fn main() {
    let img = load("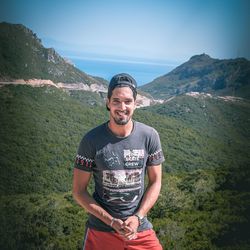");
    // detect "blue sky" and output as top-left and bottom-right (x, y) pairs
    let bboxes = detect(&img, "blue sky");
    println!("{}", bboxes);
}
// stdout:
(1, 0), (249, 84)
